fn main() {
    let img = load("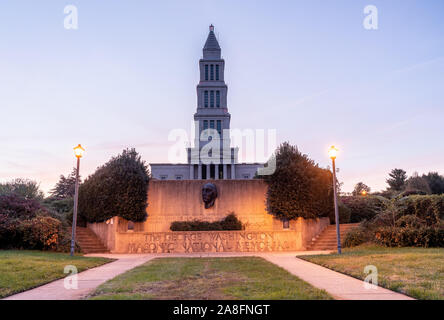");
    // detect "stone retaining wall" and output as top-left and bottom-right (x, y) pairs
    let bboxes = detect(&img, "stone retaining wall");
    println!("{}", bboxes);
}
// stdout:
(87, 180), (331, 253)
